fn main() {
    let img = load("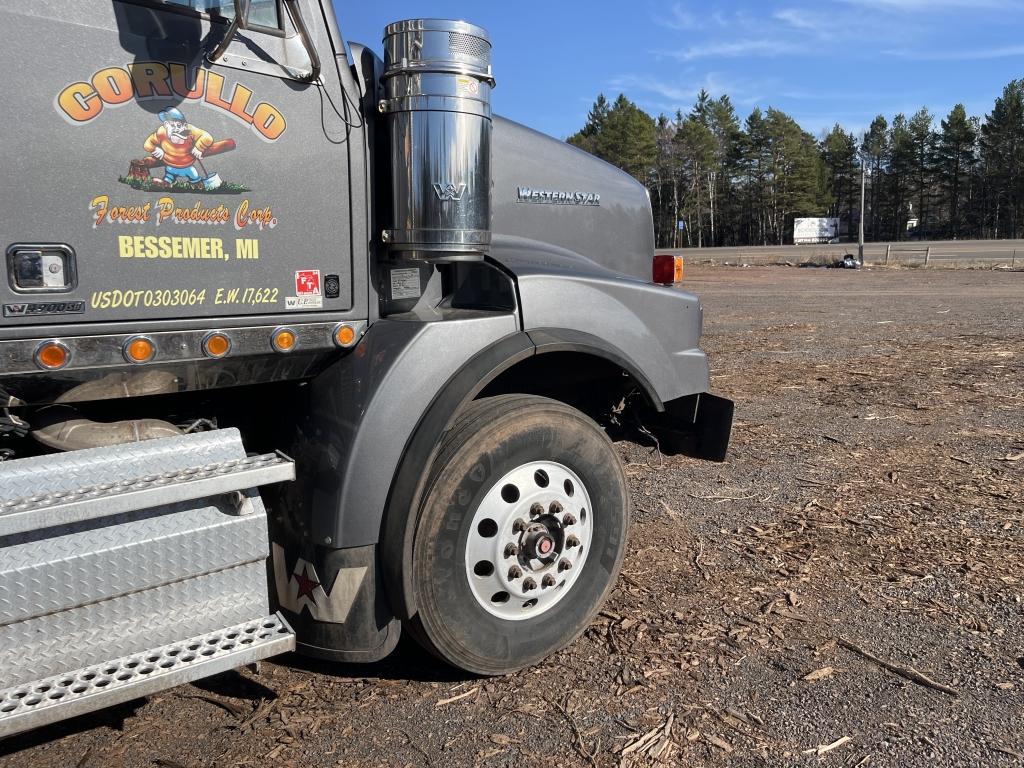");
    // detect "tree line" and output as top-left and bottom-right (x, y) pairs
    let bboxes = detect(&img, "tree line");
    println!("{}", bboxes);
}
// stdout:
(568, 81), (1024, 247)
